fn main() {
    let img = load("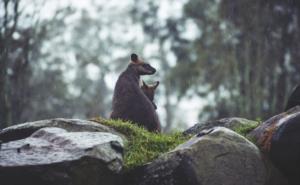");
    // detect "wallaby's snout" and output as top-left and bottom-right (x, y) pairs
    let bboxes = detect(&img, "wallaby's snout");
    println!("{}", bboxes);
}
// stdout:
(141, 63), (156, 75)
